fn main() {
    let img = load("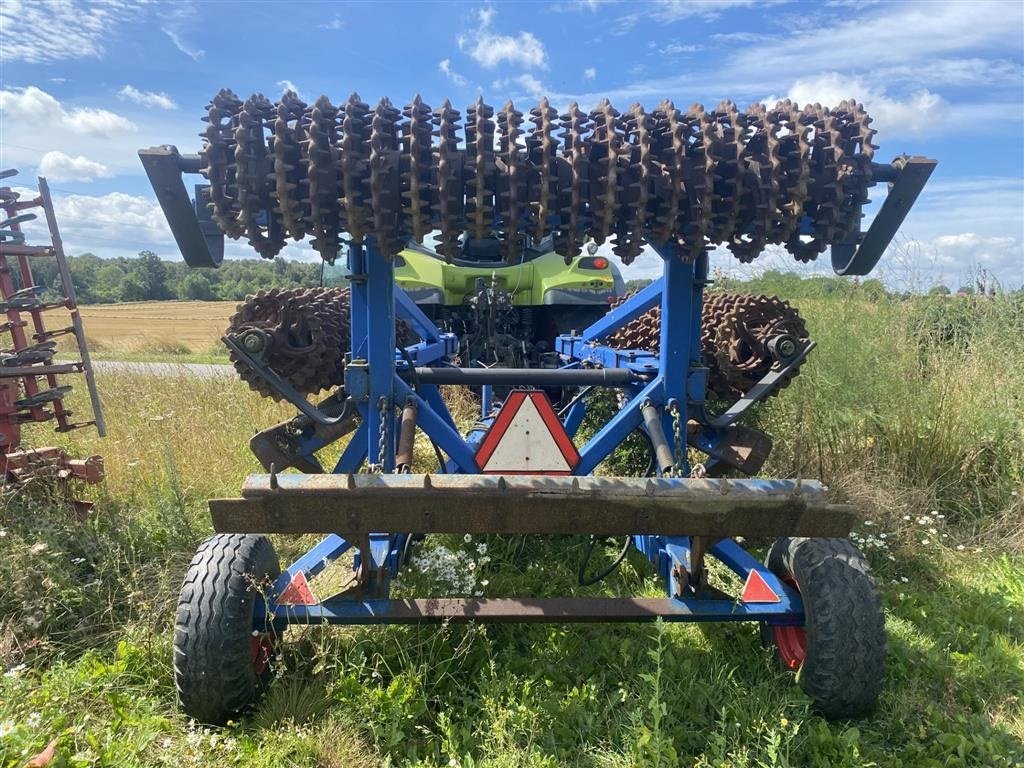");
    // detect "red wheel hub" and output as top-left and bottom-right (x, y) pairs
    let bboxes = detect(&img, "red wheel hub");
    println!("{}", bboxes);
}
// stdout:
(772, 576), (807, 670)
(251, 633), (274, 676)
